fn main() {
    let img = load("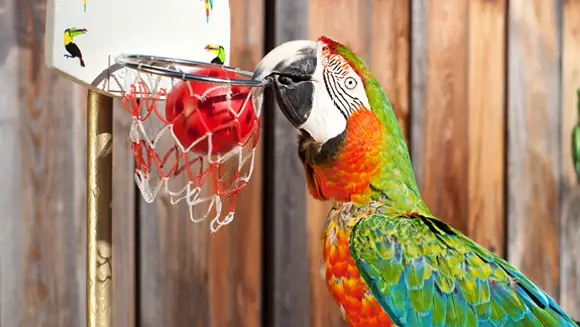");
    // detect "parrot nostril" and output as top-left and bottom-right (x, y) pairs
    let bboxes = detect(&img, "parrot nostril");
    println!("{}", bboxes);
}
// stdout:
(276, 73), (309, 85)
(277, 75), (294, 85)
